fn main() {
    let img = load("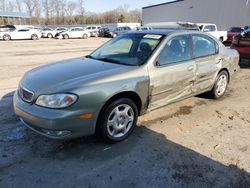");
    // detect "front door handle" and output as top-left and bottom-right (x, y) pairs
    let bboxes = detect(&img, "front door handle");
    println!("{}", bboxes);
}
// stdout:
(216, 57), (224, 64)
